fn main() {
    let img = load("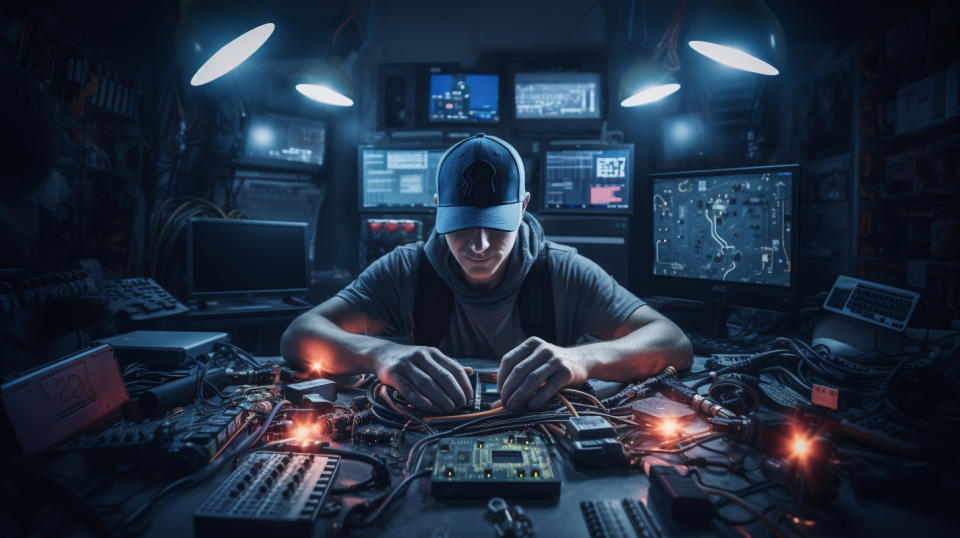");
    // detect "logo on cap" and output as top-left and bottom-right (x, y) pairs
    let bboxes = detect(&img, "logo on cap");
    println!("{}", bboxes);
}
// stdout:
(460, 158), (497, 200)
